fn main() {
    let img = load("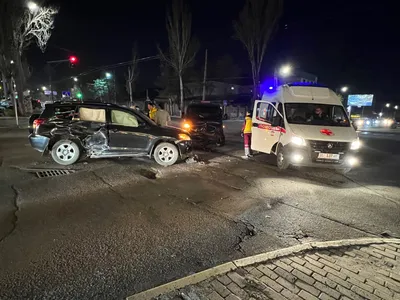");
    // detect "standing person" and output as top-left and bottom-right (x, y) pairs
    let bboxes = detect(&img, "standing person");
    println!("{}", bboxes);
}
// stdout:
(147, 102), (157, 121)
(154, 102), (171, 126)
(241, 111), (253, 159)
